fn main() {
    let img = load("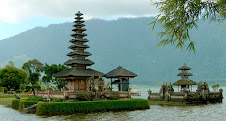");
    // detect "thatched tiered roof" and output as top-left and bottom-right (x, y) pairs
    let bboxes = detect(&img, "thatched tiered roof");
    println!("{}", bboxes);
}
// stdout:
(54, 11), (103, 79)
(105, 66), (137, 78)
